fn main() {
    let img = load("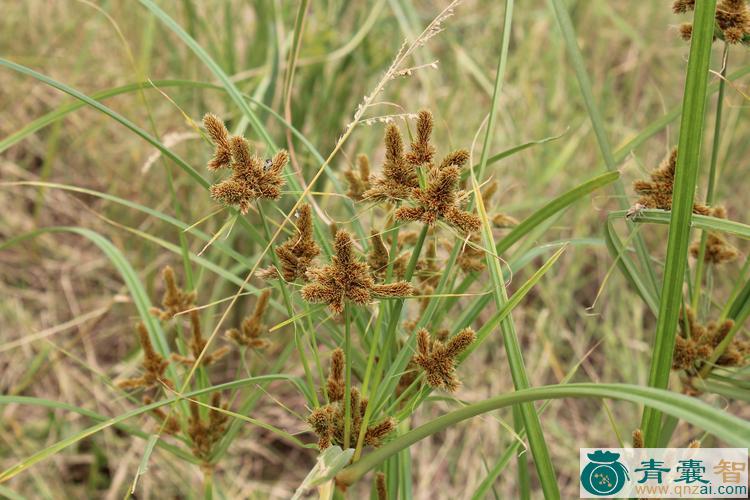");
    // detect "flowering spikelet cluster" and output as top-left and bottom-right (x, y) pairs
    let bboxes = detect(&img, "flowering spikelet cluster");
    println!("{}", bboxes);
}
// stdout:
(117, 323), (172, 390)
(690, 206), (738, 264)
(632, 429), (644, 448)
(307, 350), (395, 450)
(203, 114), (288, 214)
(362, 123), (419, 202)
(674, 0), (750, 44)
(368, 229), (391, 277)
(672, 307), (746, 371)
(150, 266), (196, 320)
(633, 148), (710, 215)
(171, 309), (230, 367)
(394, 126), (481, 232)
(412, 327), (475, 391)
(345, 154), (371, 201)
(301, 230), (414, 314)
(260, 204), (320, 282)
(482, 180), (518, 229)
(188, 393), (230, 462)
(225, 290), (272, 350)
